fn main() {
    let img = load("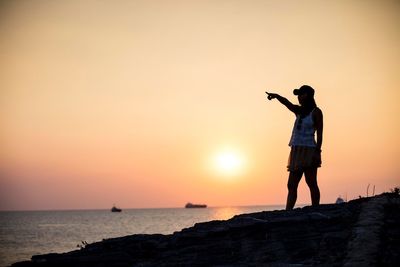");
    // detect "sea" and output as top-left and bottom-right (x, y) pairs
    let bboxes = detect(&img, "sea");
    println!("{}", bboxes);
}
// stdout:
(0, 205), (284, 267)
